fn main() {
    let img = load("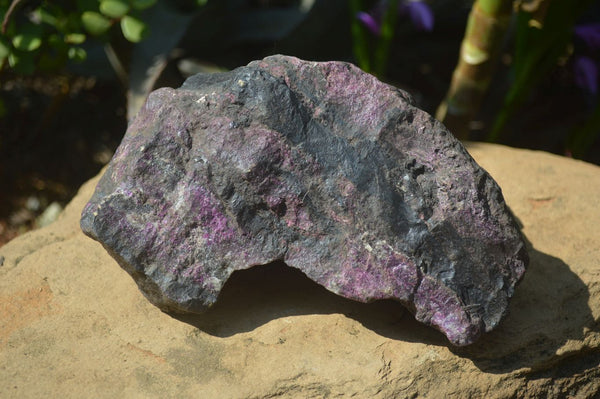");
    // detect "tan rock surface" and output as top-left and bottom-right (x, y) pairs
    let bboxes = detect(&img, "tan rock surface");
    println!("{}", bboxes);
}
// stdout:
(1, 143), (599, 398)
